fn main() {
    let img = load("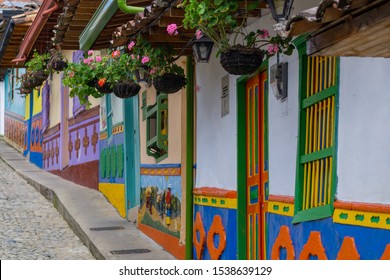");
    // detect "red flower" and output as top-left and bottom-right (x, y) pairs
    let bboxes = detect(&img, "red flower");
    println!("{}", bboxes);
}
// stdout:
(98, 78), (106, 87)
